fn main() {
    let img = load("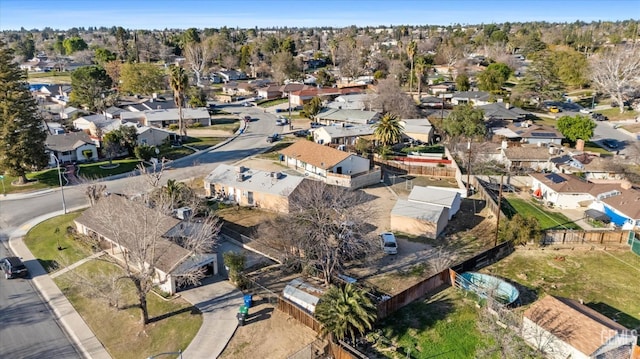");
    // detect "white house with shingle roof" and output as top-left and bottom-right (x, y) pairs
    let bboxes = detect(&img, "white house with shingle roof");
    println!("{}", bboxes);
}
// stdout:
(315, 108), (381, 125)
(45, 132), (98, 165)
(203, 164), (307, 213)
(74, 195), (218, 294)
(522, 295), (637, 359)
(312, 124), (375, 146)
(279, 140), (370, 179)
